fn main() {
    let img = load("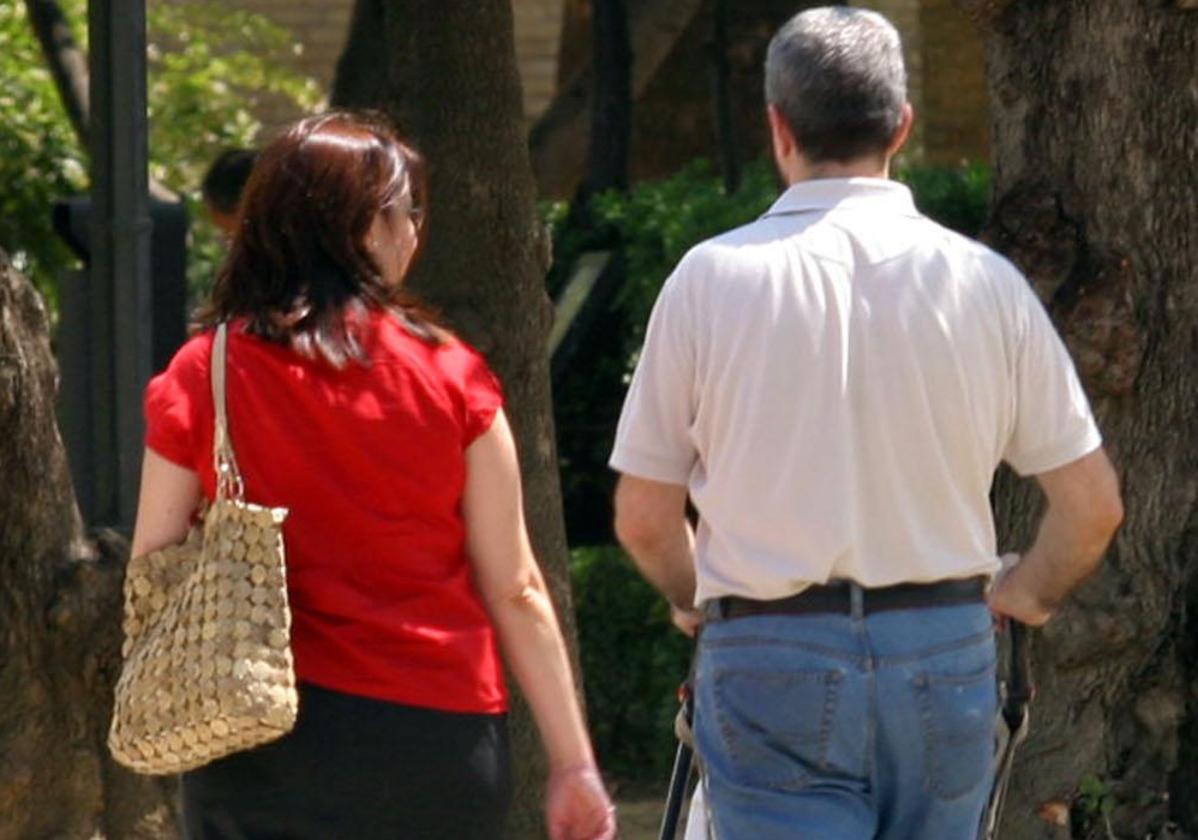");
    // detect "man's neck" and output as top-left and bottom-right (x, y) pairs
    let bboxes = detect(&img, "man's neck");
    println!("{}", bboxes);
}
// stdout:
(783, 155), (891, 185)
